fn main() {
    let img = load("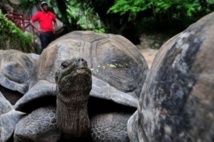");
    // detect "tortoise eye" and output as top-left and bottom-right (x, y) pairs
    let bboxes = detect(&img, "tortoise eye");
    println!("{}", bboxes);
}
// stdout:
(61, 62), (69, 69)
